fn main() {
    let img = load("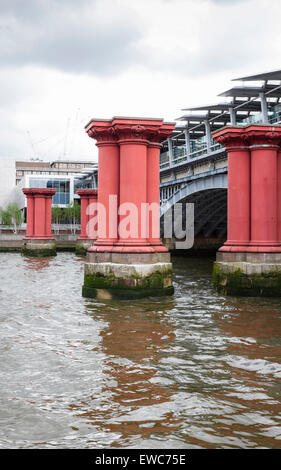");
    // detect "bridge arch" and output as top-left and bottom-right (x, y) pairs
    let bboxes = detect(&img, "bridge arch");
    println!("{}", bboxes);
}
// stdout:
(160, 172), (228, 243)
